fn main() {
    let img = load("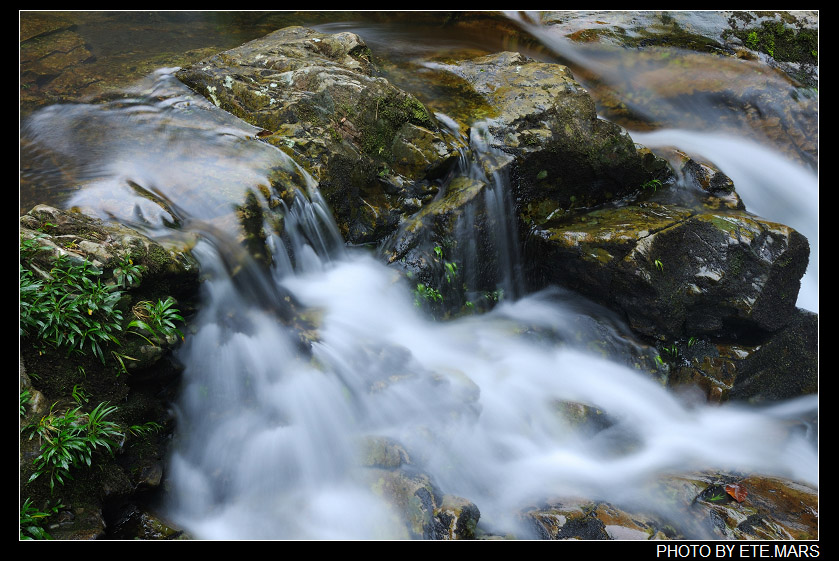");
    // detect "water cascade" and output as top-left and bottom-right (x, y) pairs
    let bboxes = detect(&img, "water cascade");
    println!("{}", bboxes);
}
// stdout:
(19, 13), (817, 540)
